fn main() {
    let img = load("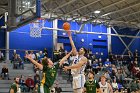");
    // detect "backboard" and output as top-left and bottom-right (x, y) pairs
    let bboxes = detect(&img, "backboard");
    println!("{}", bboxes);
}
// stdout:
(7, 0), (41, 31)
